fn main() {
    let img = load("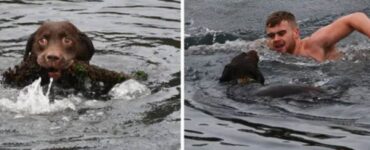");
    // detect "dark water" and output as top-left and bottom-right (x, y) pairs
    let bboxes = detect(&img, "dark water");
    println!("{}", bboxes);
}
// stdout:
(0, 0), (180, 149)
(185, 1), (370, 150)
